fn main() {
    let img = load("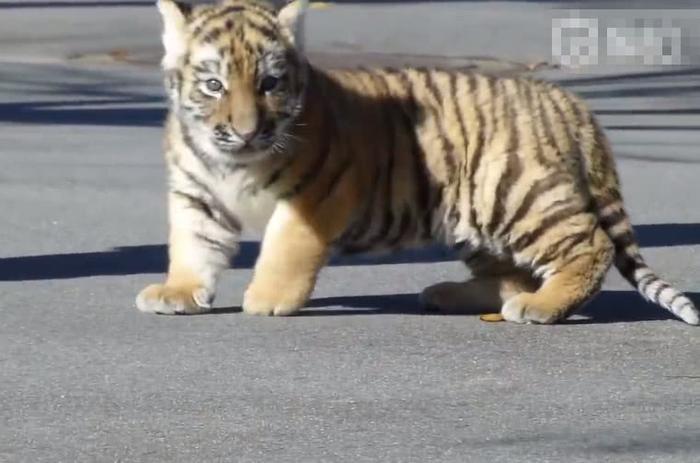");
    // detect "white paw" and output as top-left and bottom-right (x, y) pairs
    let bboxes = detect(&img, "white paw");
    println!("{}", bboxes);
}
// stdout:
(242, 288), (302, 317)
(136, 284), (214, 315)
(501, 294), (559, 324)
(501, 296), (531, 324)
